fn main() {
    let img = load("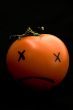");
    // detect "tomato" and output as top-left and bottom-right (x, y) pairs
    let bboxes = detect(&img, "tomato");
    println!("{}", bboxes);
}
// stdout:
(6, 28), (69, 90)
